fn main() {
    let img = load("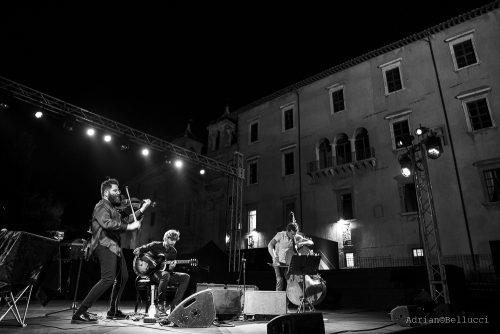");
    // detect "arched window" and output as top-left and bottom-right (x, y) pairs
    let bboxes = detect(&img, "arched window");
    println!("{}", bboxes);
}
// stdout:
(335, 133), (352, 165)
(354, 128), (371, 160)
(318, 139), (332, 169)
